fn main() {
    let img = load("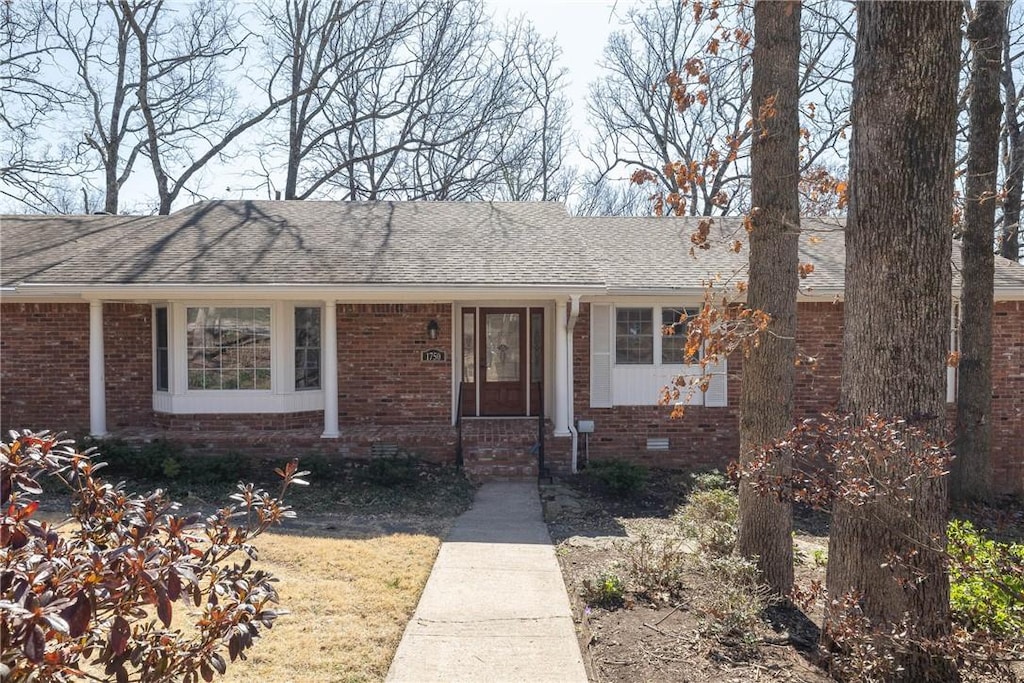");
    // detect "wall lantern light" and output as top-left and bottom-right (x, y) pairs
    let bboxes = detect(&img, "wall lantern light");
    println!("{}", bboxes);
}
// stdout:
(427, 319), (440, 340)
